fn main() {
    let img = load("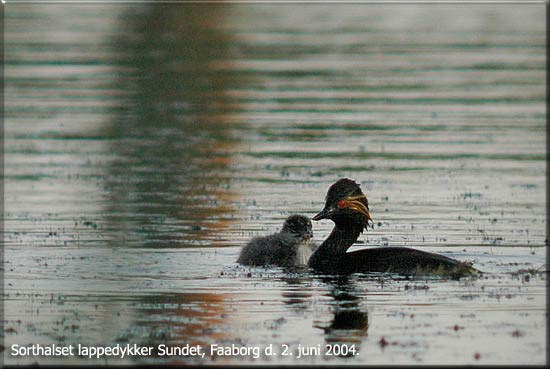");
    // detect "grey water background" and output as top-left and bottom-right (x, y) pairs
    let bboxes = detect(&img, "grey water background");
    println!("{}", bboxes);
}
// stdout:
(3, 3), (546, 365)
